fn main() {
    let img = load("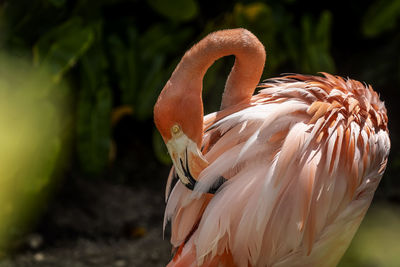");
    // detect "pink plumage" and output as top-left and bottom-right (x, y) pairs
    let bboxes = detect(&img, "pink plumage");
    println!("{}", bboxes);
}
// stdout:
(154, 29), (390, 267)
